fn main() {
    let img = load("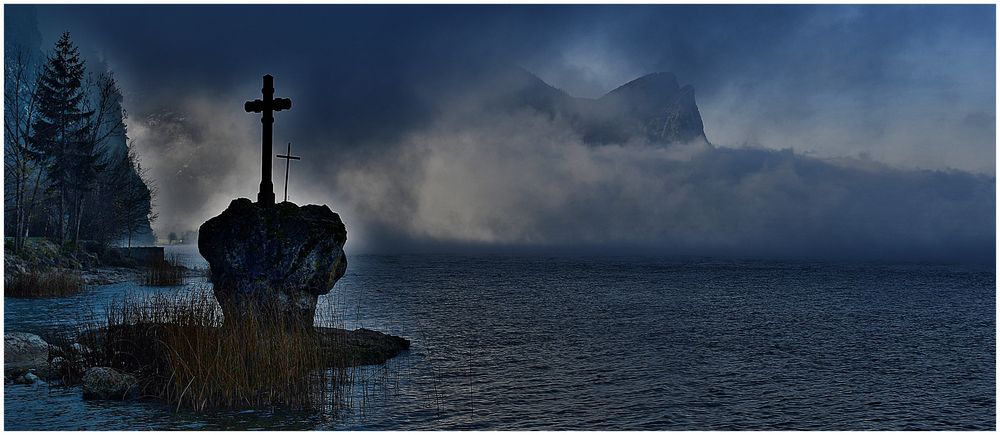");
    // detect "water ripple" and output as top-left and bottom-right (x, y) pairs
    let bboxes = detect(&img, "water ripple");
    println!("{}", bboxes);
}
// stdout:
(5, 254), (995, 429)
